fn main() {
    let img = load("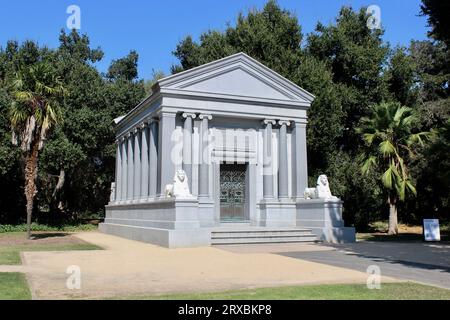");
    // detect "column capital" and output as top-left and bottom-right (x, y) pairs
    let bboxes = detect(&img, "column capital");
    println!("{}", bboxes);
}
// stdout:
(293, 121), (307, 128)
(132, 127), (140, 134)
(144, 116), (159, 124)
(139, 121), (150, 129)
(278, 120), (291, 126)
(182, 112), (197, 119)
(262, 119), (276, 126)
(199, 114), (212, 120)
(159, 111), (177, 119)
(124, 132), (132, 139)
